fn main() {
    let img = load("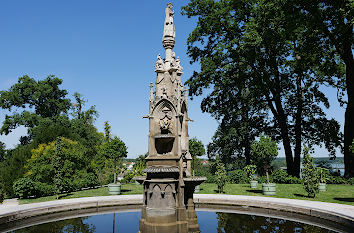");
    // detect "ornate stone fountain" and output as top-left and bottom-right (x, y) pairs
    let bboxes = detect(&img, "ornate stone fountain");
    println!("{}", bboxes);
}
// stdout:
(134, 3), (206, 233)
